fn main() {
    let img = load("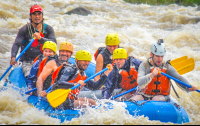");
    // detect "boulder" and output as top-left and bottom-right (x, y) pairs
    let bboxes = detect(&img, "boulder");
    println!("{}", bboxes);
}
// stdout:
(65, 6), (92, 16)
